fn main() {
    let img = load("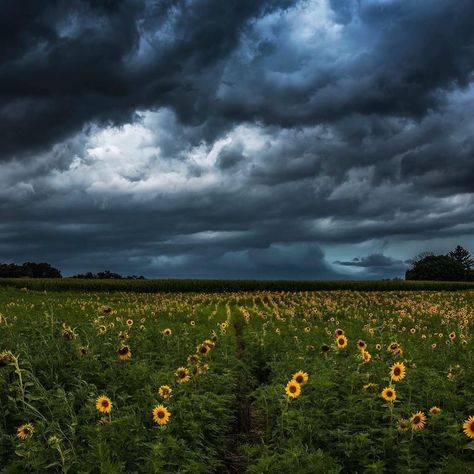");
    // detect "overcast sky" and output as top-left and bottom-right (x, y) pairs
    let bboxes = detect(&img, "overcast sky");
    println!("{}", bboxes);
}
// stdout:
(1, 0), (474, 279)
